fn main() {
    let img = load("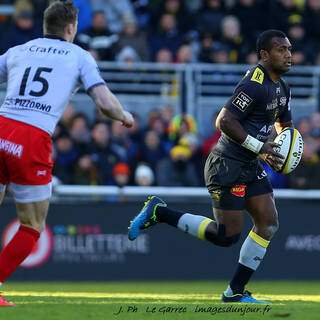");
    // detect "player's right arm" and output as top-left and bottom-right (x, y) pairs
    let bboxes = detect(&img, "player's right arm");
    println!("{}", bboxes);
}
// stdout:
(88, 84), (134, 128)
(79, 48), (133, 128)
